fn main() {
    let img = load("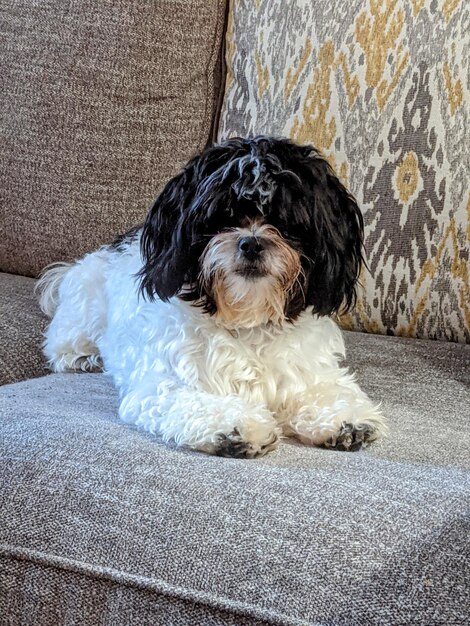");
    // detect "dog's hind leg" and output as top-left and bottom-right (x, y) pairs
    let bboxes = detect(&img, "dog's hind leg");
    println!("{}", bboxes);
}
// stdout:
(37, 251), (109, 373)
